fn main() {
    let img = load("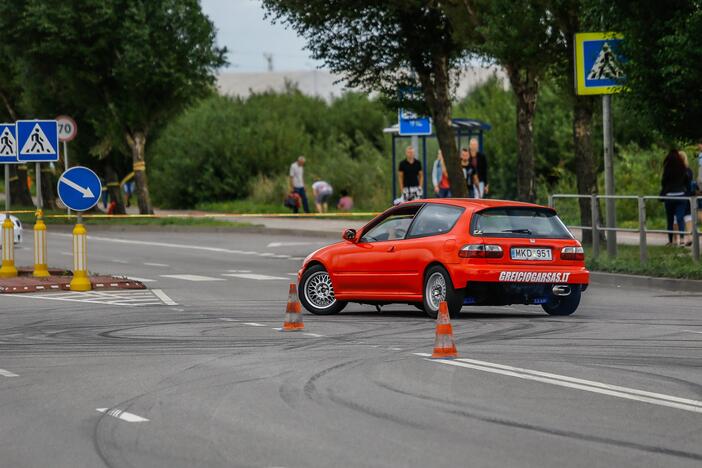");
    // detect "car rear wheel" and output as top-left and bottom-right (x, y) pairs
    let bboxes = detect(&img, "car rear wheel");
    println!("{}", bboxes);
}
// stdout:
(422, 265), (463, 319)
(299, 265), (347, 315)
(541, 287), (581, 316)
